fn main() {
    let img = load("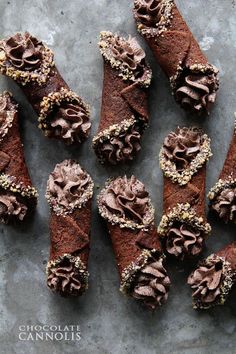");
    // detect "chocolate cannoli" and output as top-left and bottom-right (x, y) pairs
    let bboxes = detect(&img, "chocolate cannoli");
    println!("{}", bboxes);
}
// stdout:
(158, 127), (212, 260)
(133, 0), (219, 114)
(46, 159), (94, 297)
(188, 242), (236, 309)
(93, 31), (152, 164)
(0, 91), (37, 223)
(208, 118), (236, 223)
(98, 175), (170, 310)
(0, 32), (91, 144)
